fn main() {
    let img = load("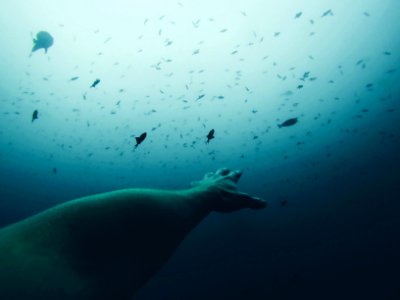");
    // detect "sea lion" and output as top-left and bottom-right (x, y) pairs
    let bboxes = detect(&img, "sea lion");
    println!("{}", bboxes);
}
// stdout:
(0, 168), (266, 299)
